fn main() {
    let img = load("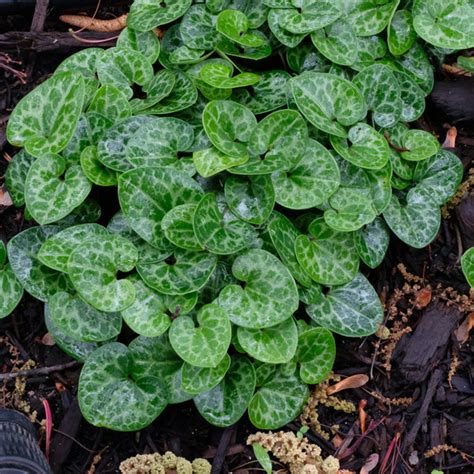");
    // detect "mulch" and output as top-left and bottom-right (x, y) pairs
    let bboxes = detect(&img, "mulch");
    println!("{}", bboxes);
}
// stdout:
(0, 2), (473, 473)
